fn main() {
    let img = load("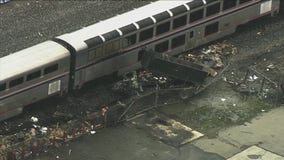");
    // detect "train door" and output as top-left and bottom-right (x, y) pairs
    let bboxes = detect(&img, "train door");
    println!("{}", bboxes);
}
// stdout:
(75, 70), (85, 89)
(186, 29), (196, 50)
